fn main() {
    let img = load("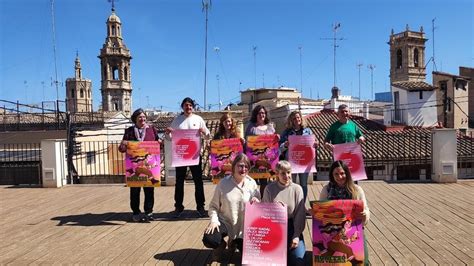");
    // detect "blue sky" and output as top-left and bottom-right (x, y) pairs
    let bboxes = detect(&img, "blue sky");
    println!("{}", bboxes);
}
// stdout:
(1, 0), (472, 112)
